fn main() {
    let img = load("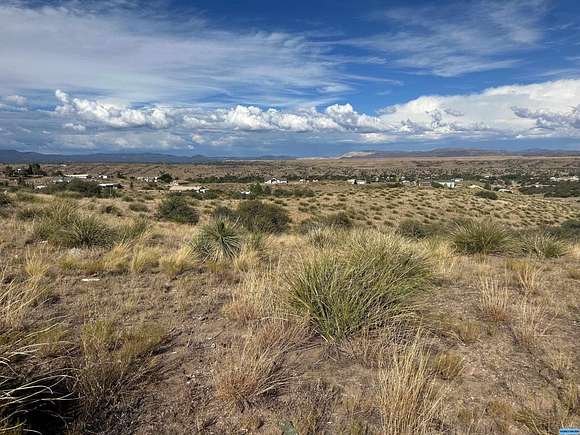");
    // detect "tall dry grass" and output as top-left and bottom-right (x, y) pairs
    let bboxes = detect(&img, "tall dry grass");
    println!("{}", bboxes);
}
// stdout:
(376, 334), (446, 434)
